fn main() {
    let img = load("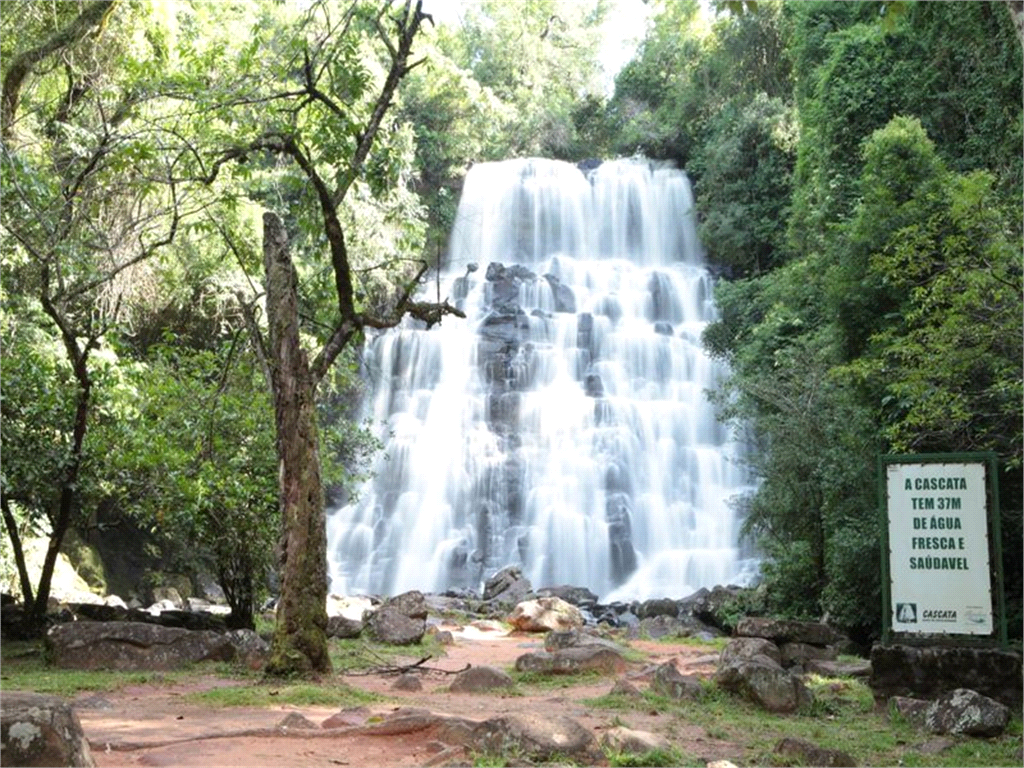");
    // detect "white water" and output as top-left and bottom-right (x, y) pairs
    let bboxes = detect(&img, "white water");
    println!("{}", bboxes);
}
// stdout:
(326, 158), (756, 602)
